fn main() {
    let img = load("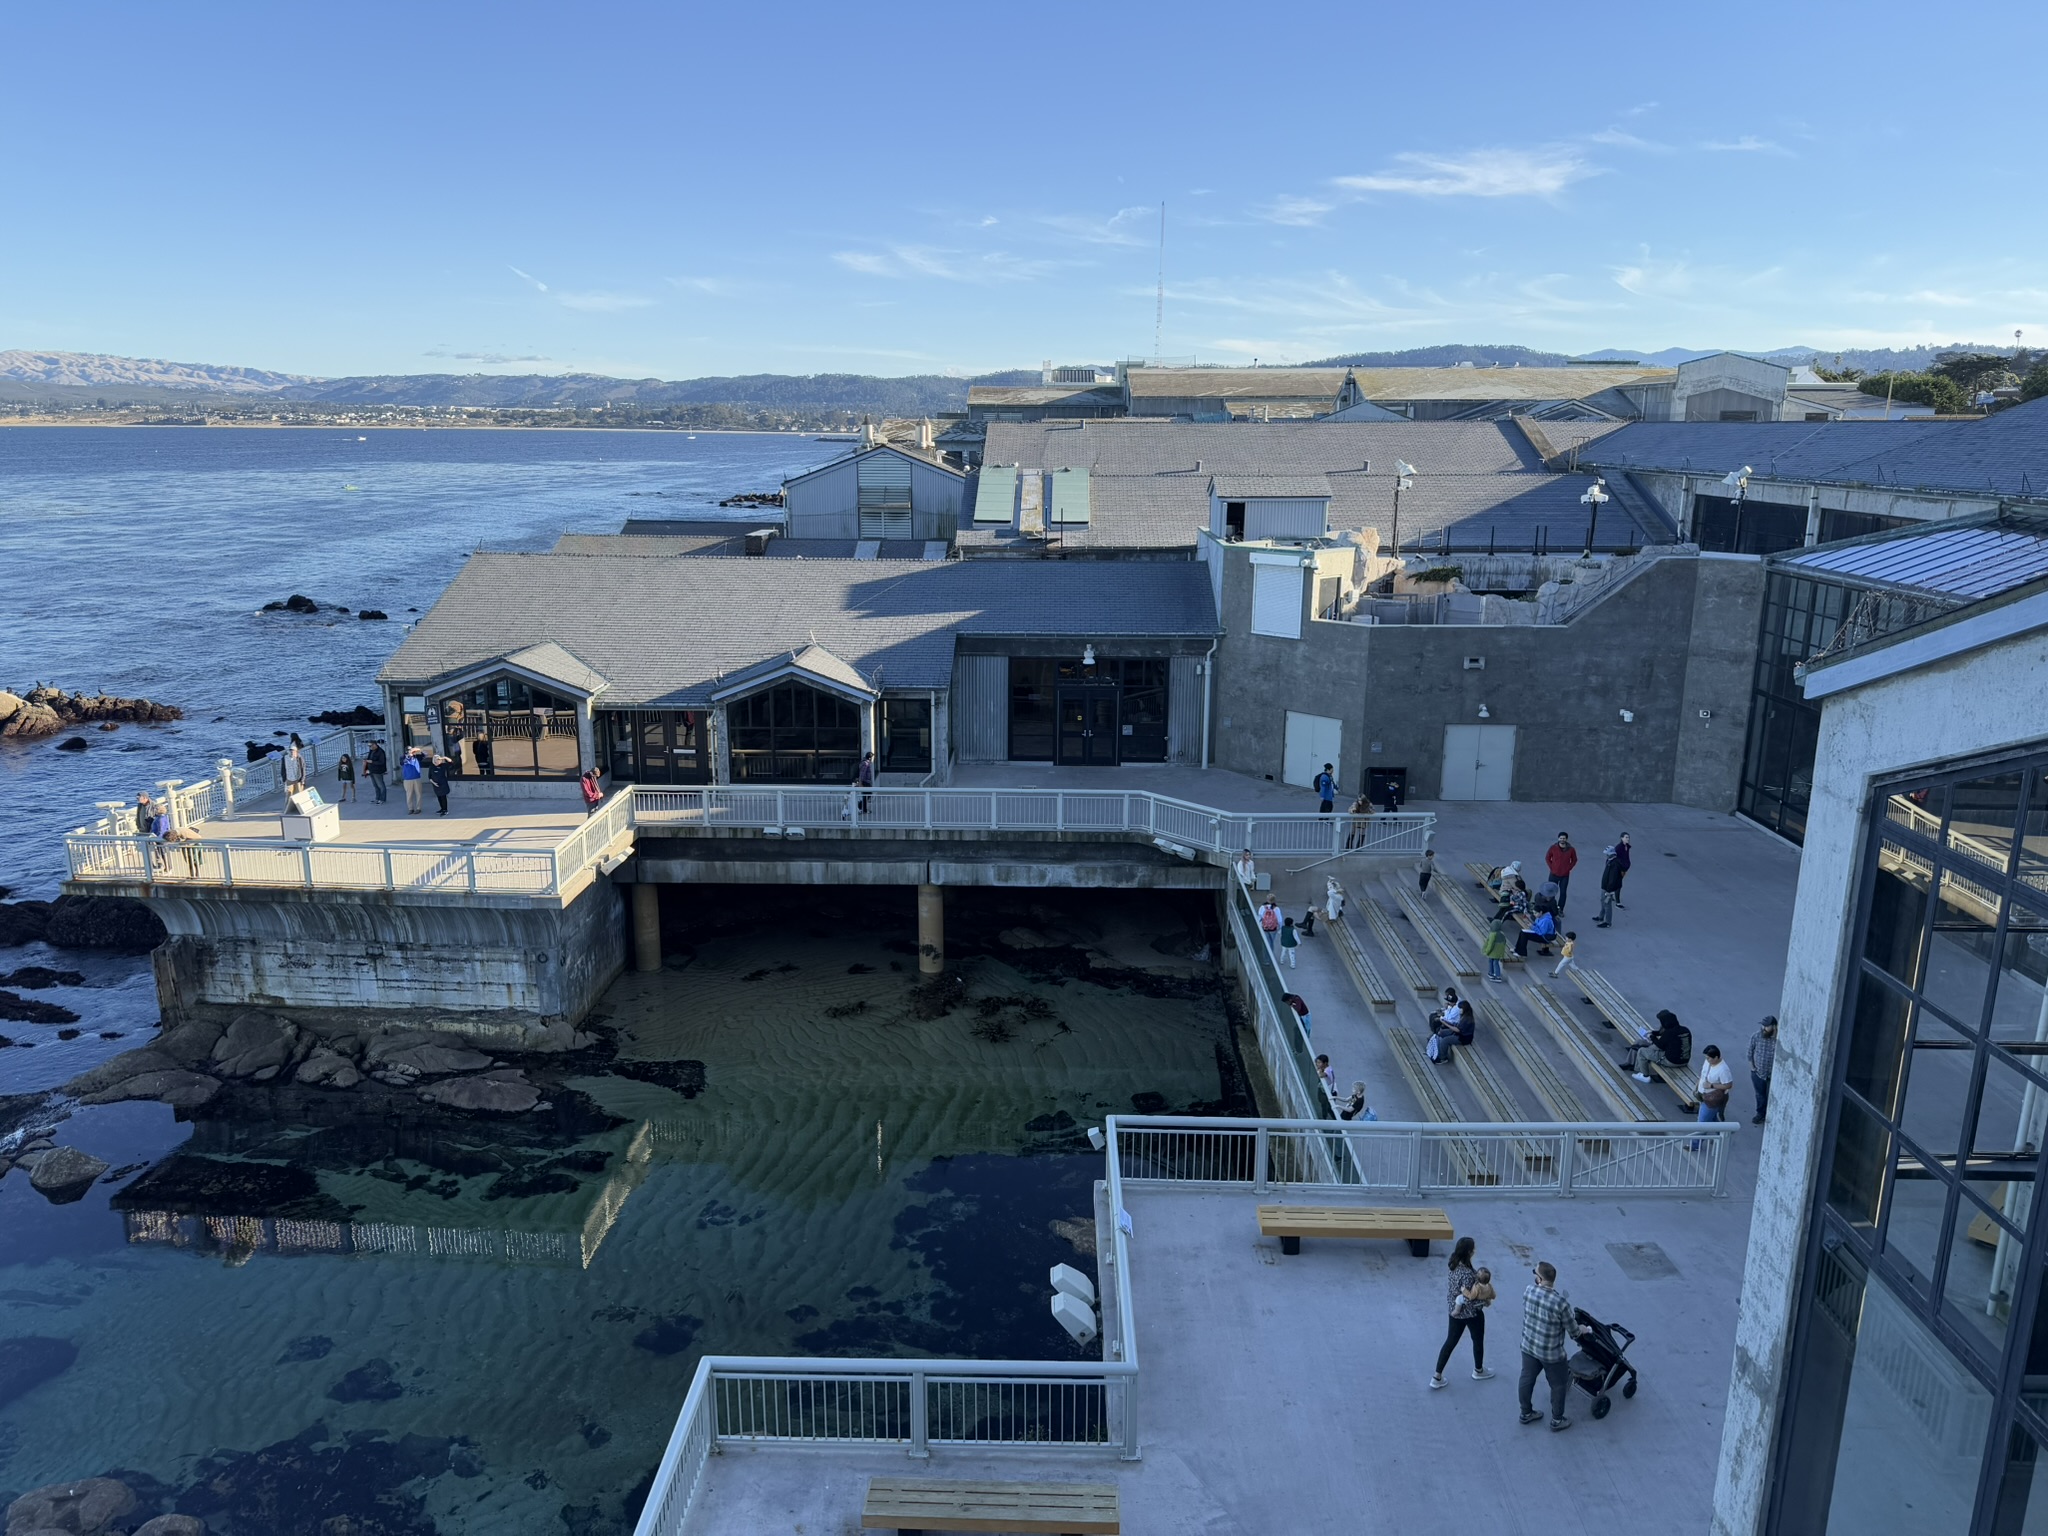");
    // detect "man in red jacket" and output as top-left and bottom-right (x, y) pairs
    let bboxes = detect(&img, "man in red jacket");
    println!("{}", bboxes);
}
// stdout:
(1544, 833), (1578, 913)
